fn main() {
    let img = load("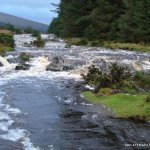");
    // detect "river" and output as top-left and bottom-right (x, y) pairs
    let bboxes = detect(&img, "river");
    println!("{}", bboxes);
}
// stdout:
(0, 34), (150, 150)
